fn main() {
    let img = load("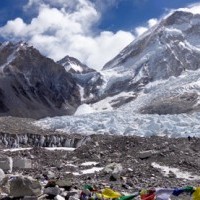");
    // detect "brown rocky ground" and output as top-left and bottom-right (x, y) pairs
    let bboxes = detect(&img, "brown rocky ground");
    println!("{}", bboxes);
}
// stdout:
(0, 116), (200, 195)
